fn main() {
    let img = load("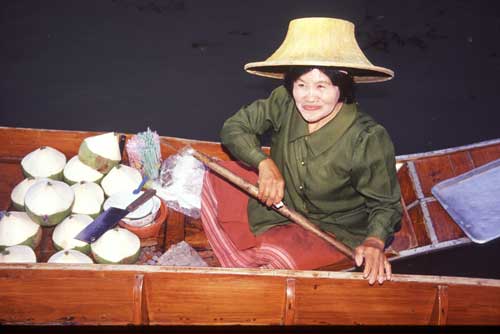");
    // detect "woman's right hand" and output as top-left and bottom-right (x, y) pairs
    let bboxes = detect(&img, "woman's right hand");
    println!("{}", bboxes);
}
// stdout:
(257, 158), (285, 207)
